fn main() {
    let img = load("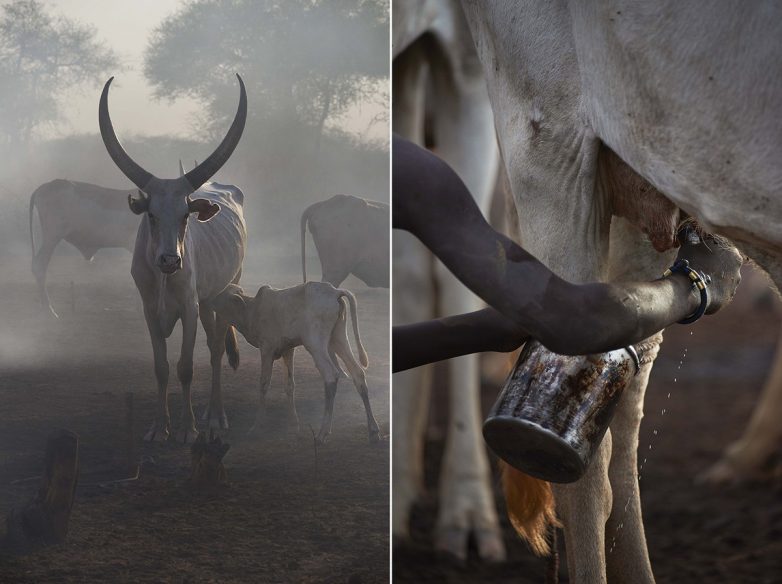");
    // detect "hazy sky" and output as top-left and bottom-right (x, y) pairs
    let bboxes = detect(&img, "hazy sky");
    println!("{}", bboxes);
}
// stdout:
(36, 0), (387, 142)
